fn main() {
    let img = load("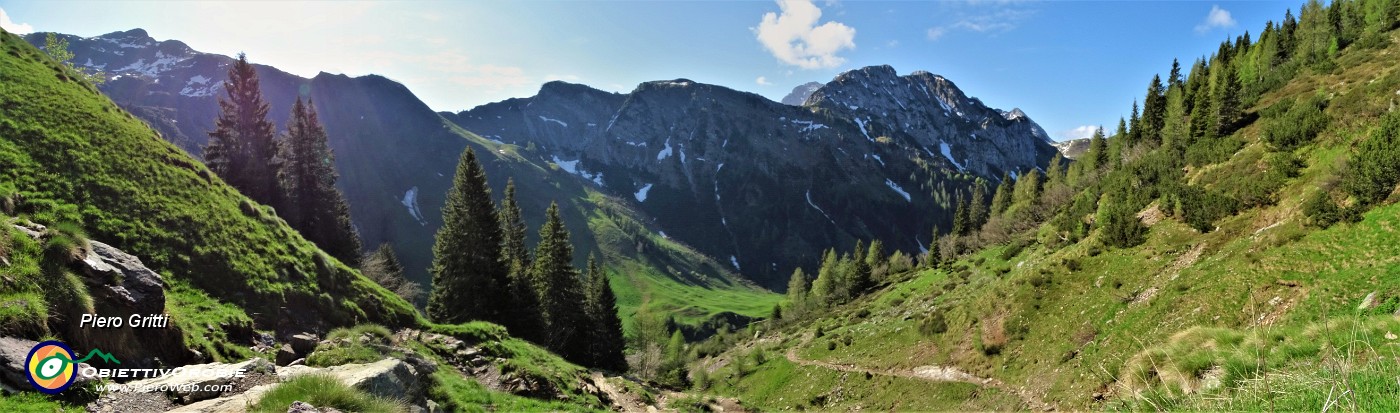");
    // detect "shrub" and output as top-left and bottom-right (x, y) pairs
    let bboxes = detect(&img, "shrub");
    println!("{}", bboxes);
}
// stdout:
(1343, 111), (1400, 204)
(918, 311), (948, 336)
(1262, 93), (1329, 150)
(1302, 190), (1341, 228)
(251, 374), (404, 413)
